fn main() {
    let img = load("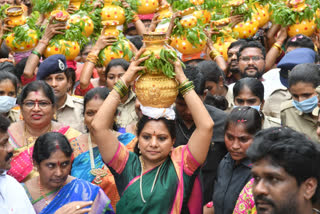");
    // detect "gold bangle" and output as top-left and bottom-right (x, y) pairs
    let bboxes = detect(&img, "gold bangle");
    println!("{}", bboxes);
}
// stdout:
(209, 49), (221, 60)
(273, 43), (282, 53)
